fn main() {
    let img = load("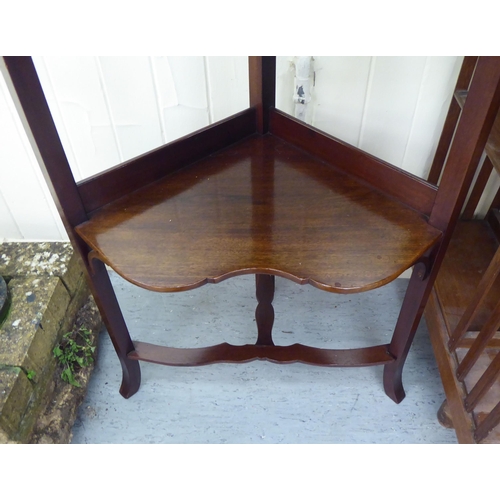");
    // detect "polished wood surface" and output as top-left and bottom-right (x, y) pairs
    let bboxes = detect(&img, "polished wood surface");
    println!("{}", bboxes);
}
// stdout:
(270, 109), (438, 216)
(128, 341), (394, 367)
(77, 108), (256, 214)
(76, 134), (441, 294)
(249, 57), (275, 134)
